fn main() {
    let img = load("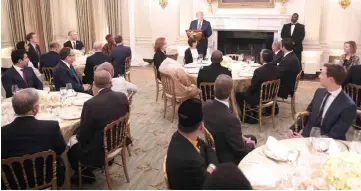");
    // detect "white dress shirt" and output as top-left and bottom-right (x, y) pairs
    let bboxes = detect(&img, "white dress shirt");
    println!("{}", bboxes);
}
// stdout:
(291, 22), (297, 36)
(197, 20), (203, 29)
(321, 87), (342, 118)
(13, 65), (26, 80)
(190, 48), (199, 62)
(111, 77), (138, 96)
(215, 98), (230, 108)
